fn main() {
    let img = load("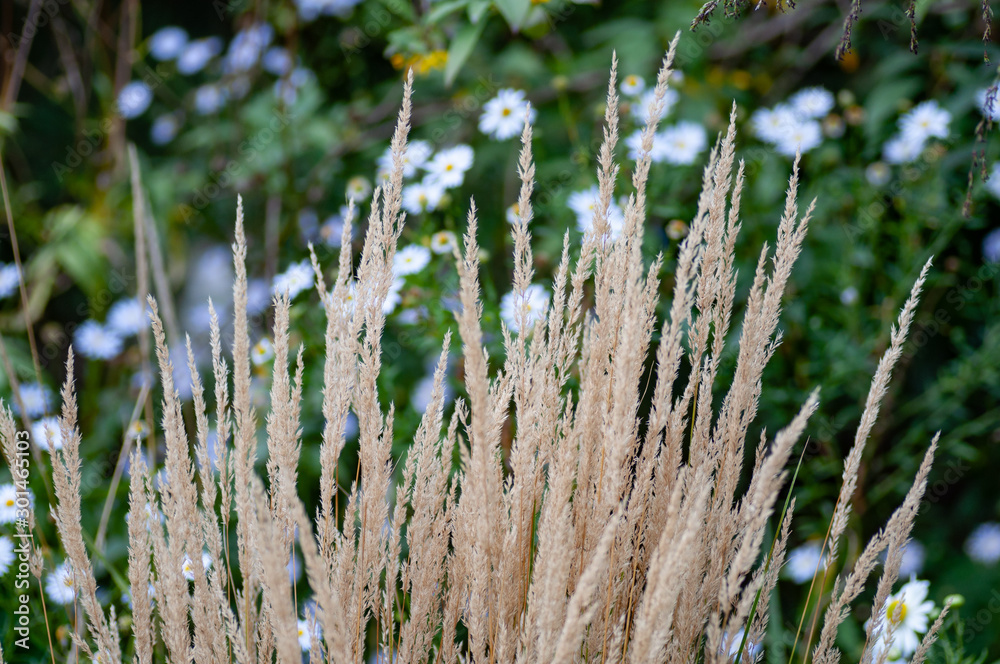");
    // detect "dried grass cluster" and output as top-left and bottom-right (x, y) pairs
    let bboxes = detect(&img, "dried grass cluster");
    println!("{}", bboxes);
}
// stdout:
(1, 45), (943, 664)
